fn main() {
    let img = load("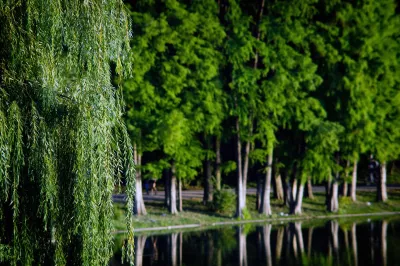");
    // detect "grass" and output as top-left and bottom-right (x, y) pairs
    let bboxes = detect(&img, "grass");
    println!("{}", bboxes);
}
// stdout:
(112, 190), (400, 231)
